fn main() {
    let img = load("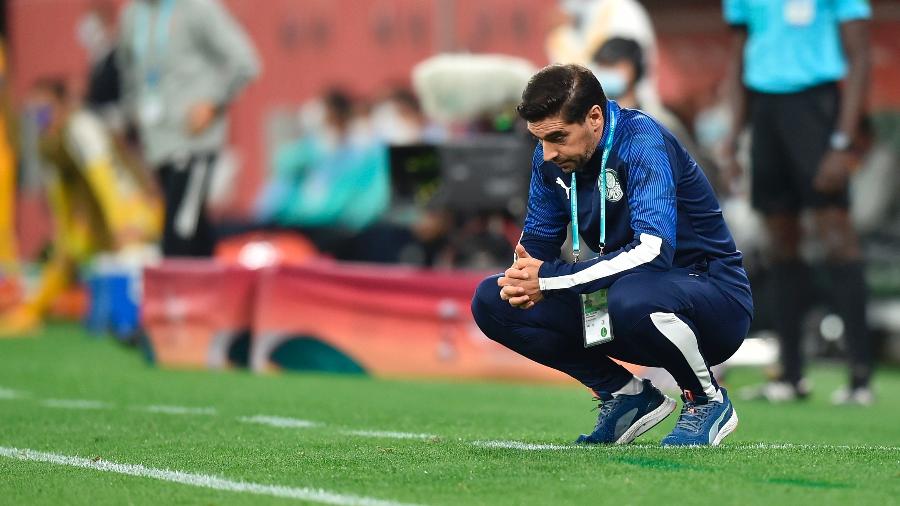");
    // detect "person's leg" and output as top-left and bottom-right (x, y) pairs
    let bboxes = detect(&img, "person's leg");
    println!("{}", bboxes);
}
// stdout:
(157, 161), (182, 257)
(784, 84), (873, 398)
(158, 154), (216, 257)
(471, 274), (633, 393)
(766, 213), (810, 387)
(752, 90), (813, 393)
(176, 153), (216, 256)
(813, 207), (872, 393)
(472, 274), (680, 444)
(598, 269), (749, 446)
(601, 270), (750, 398)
